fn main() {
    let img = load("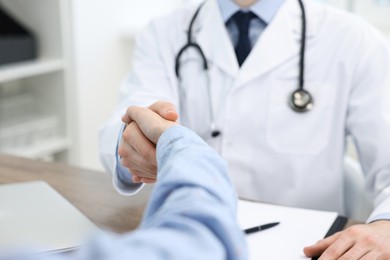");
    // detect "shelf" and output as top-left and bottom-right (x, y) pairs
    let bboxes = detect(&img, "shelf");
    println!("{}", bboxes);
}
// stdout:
(1, 137), (69, 159)
(0, 59), (64, 83)
(0, 0), (73, 164)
